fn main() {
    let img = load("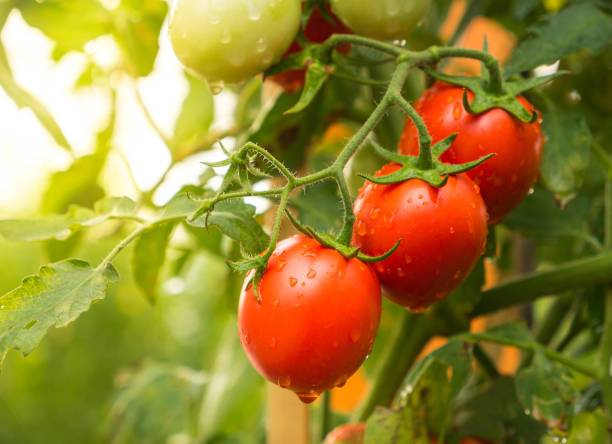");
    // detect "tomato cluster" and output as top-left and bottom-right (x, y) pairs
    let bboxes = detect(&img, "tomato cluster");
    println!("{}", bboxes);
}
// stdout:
(175, 0), (544, 414)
